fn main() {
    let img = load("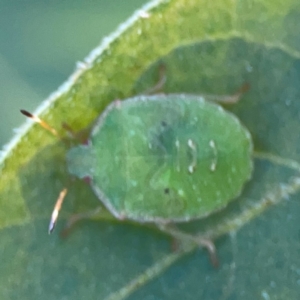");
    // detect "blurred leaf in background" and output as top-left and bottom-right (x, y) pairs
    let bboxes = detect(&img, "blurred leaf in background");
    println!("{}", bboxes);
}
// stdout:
(1, 0), (300, 299)
(0, 0), (146, 146)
